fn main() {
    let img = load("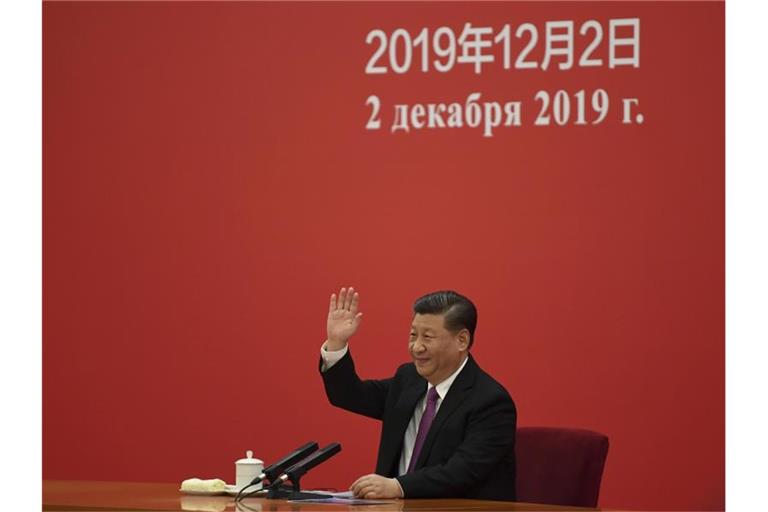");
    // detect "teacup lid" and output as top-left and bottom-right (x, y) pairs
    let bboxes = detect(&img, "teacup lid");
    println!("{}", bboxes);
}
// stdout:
(236, 450), (263, 464)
